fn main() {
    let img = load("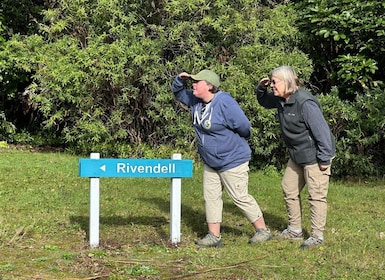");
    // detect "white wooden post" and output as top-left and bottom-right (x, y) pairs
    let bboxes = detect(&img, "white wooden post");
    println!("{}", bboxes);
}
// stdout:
(89, 152), (100, 248)
(170, 153), (182, 244)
